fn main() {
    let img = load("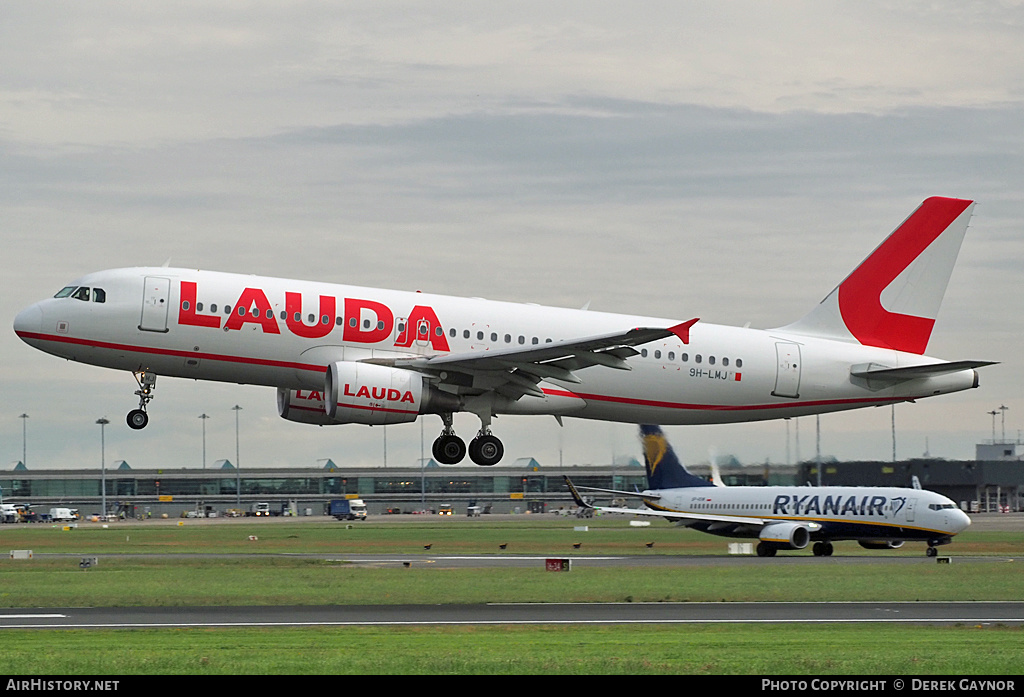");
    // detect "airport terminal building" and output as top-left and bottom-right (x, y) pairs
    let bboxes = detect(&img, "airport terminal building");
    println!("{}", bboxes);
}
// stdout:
(3, 446), (1022, 518)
